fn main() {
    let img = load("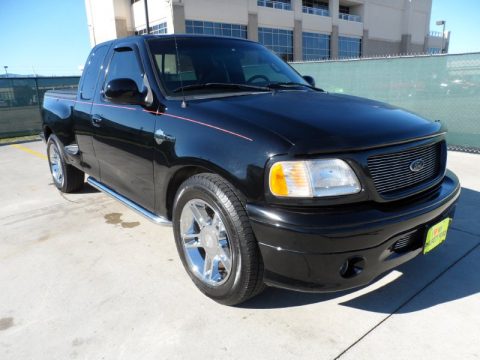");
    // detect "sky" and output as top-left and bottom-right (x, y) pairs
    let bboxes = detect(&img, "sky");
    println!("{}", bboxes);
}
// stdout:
(0, 0), (91, 76)
(429, 0), (480, 54)
(0, 0), (479, 76)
